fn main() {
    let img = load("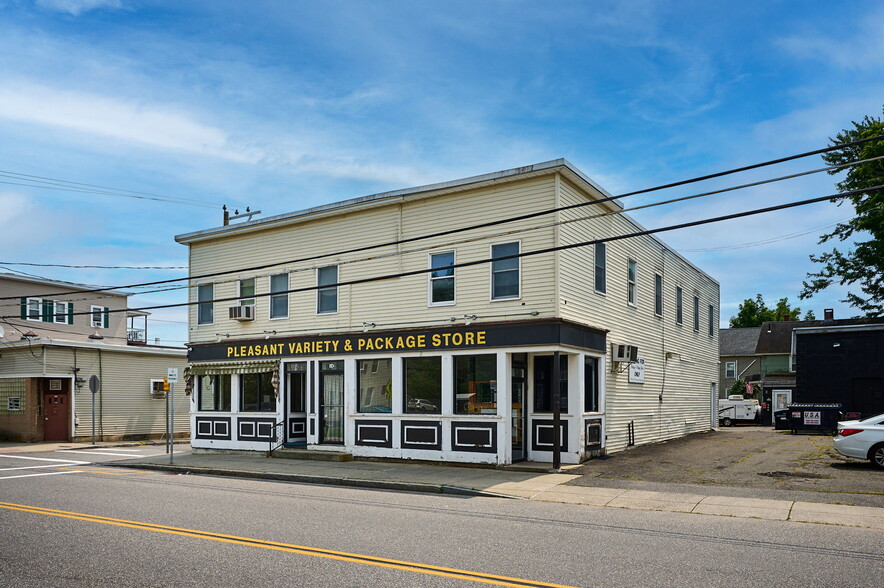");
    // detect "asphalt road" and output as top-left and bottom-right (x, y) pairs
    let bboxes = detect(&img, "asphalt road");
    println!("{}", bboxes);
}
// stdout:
(1, 448), (882, 587)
